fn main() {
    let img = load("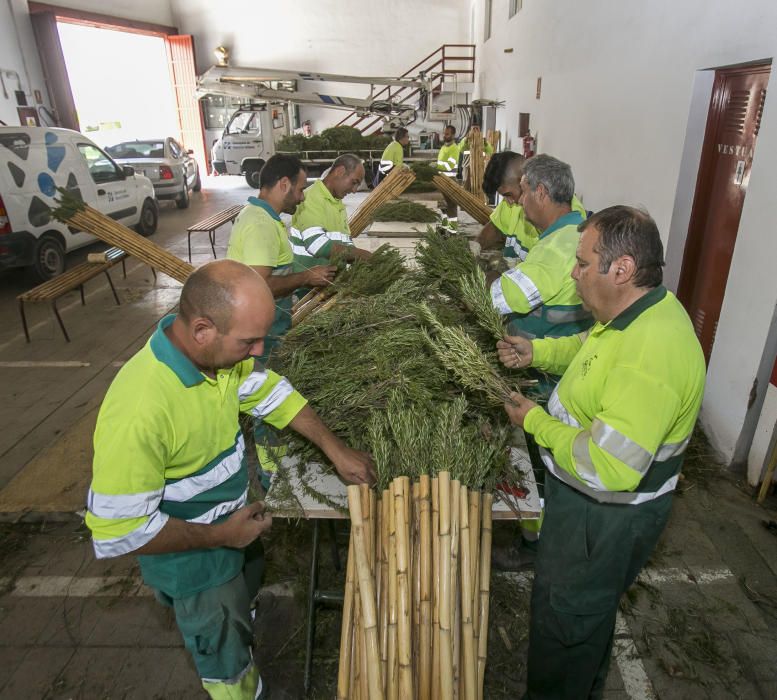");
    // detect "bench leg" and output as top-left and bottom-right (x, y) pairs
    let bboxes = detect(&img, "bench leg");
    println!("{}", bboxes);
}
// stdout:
(209, 229), (217, 259)
(151, 267), (157, 283)
(19, 301), (31, 343)
(51, 300), (70, 342)
(121, 258), (127, 279)
(104, 271), (121, 306)
(79, 284), (85, 306)
(187, 232), (193, 264)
